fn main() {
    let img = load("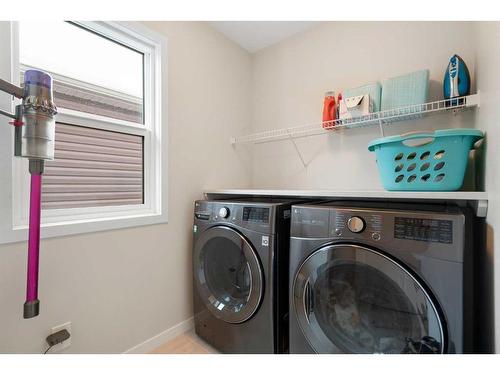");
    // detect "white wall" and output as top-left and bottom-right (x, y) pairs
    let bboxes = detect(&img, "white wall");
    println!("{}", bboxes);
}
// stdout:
(474, 22), (500, 351)
(0, 21), (252, 353)
(250, 22), (477, 190)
